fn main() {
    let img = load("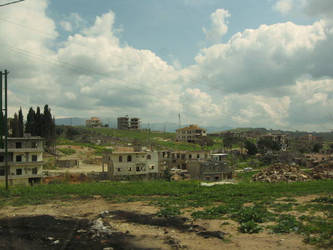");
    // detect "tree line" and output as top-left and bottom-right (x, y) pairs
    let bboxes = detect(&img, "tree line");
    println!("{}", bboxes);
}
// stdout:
(10, 105), (56, 148)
